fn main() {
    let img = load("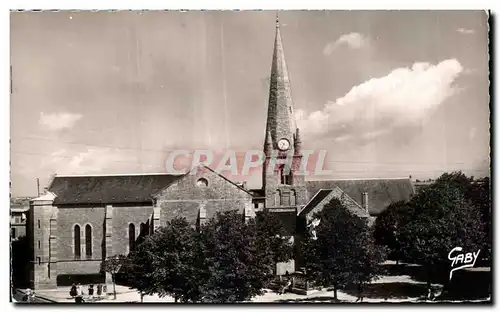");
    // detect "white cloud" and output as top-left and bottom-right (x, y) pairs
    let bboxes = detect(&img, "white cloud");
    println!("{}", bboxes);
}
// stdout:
(296, 59), (464, 144)
(42, 147), (134, 175)
(39, 112), (82, 131)
(456, 28), (475, 35)
(323, 32), (368, 55)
